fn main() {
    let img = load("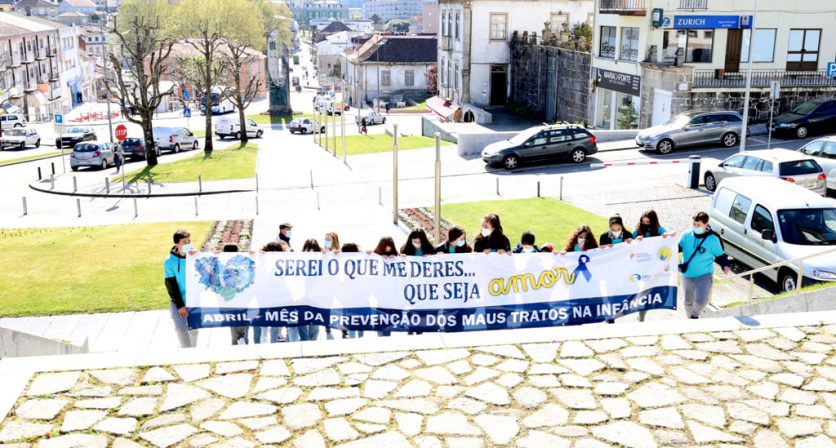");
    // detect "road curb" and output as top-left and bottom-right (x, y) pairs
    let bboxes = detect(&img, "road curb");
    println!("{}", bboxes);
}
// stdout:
(28, 182), (255, 198)
(0, 152), (66, 169)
